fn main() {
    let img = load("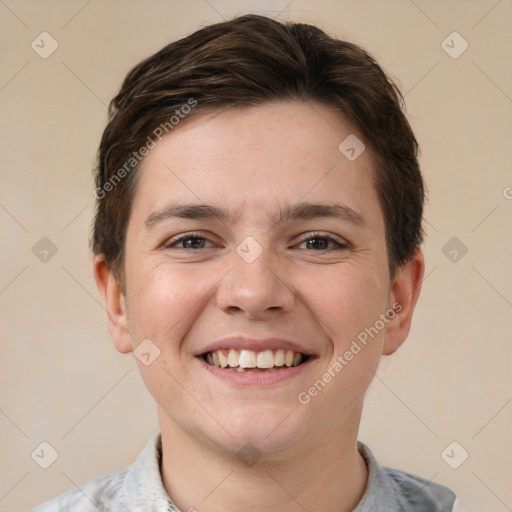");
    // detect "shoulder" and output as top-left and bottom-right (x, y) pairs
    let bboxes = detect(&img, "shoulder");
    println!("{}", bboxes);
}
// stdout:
(28, 433), (171, 512)
(28, 466), (130, 511)
(356, 441), (457, 512)
(384, 466), (456, 511)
